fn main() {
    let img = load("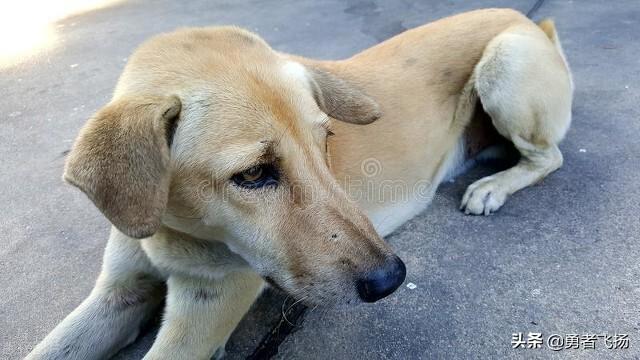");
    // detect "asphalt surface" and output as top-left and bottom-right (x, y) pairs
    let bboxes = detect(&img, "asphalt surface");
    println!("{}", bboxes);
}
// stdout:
(2, 0), (639, 359)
